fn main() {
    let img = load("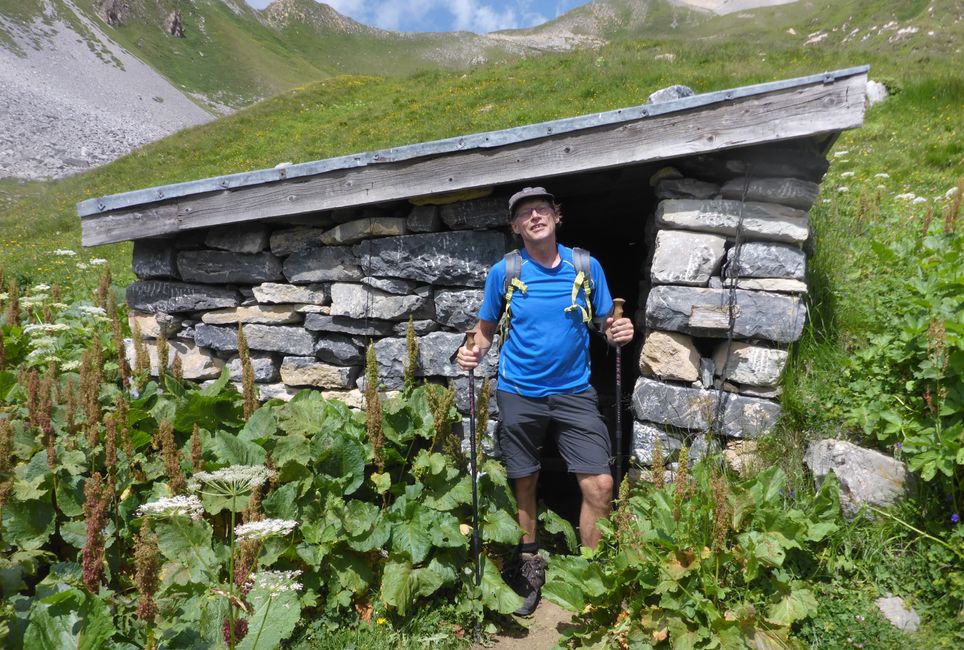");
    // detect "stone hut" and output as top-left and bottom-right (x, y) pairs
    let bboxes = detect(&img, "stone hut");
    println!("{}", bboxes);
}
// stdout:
(78, 66), (869, 489)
